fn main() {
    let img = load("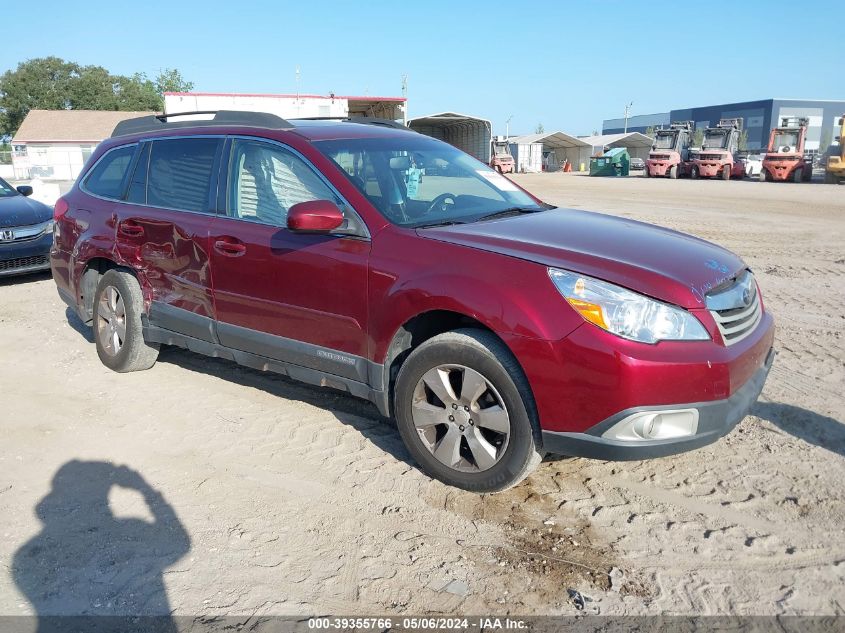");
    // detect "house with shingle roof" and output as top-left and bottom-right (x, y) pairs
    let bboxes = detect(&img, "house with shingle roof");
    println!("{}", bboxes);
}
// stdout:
(11, 109), (155, 180)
